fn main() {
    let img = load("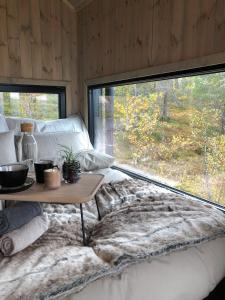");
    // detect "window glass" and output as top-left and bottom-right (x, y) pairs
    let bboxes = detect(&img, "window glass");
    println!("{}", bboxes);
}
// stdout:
(0, 92), (59, 120)
(91, 72), (225, 206)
